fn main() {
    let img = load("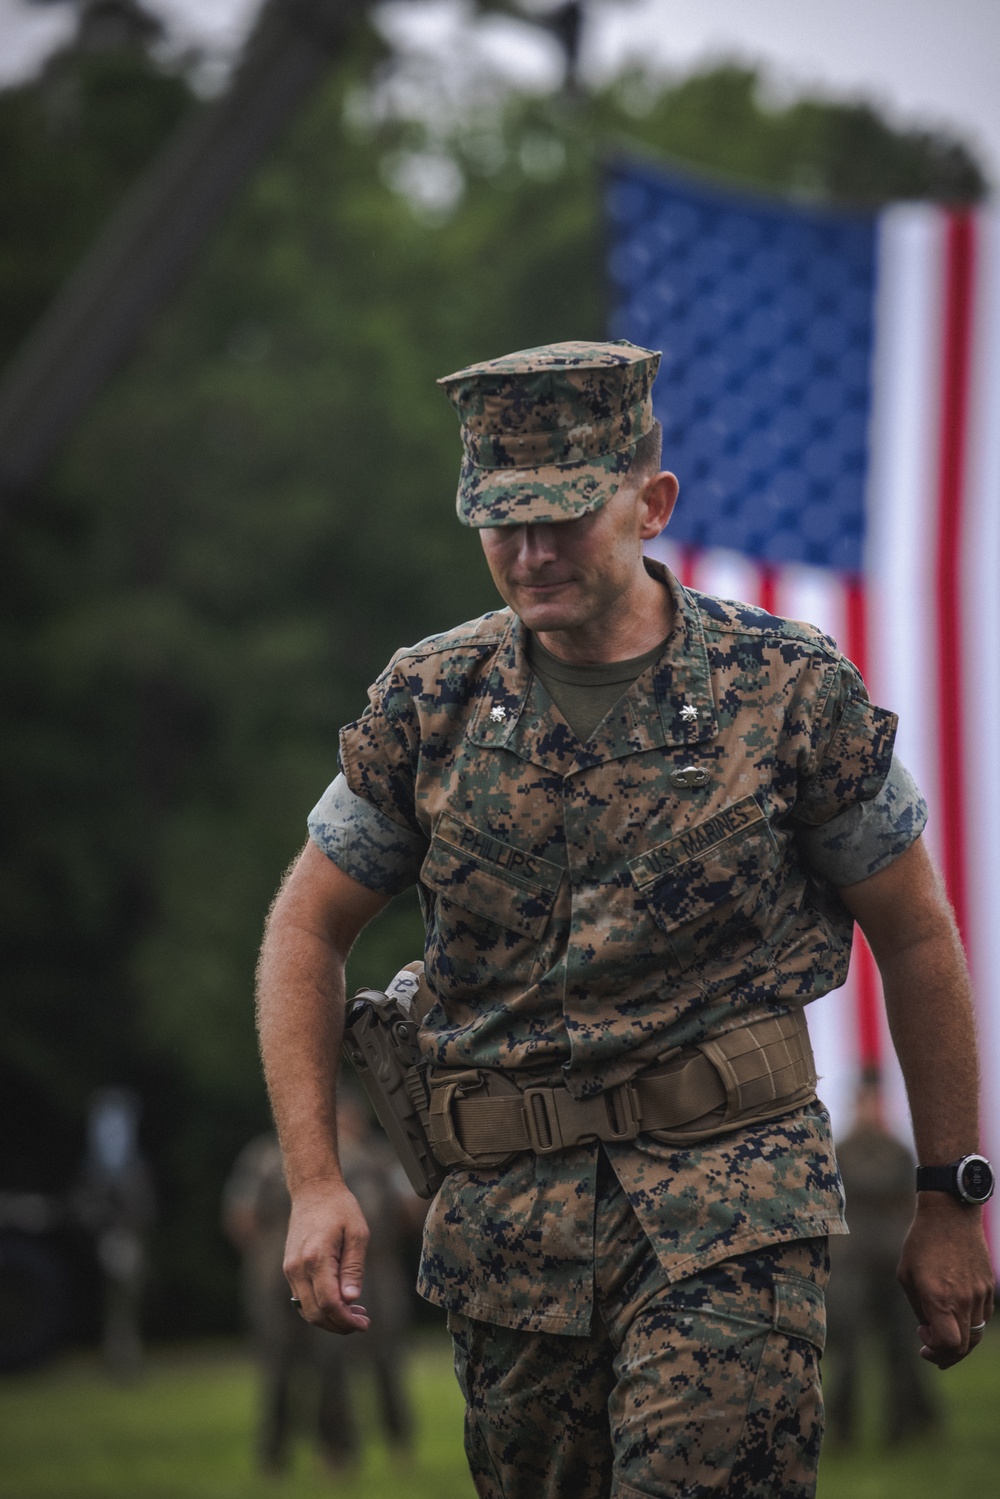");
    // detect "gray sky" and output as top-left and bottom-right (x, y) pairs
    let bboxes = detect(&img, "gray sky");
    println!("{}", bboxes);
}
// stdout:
(1, 0), (997, 186)
(593, 0), (1000, 186)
